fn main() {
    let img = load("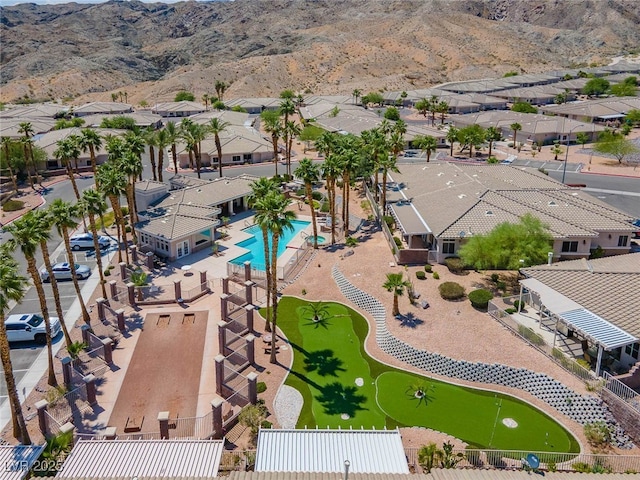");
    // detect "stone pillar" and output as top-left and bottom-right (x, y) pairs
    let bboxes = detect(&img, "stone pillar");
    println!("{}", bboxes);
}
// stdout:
(221, 276), (229, 294)
(60, 422), (75, 445)
(84, 374), (97, 405)
(174, 279), (182, 302)
(81, 324), (91, 346)
(116, 308), (126, 332)
(215, 355), (225, 396)
(101, 338), (113, 364)
(158, 411), (170, 440)
(246, 334), (256, 365)
(244, 261), (252, 281)
(220, 294), (229, 321)
(109, 280), (118, 298)
(130, 245), (138, 263)
(244, 280), (254, 305)
(211, 397), (224, 439)
(104, 426), (117, 440)
(245, 304), (255, 333)
(126, 282), (135, 306)
(35, 400), (48, 435)
(61, 357), (73, 389)
(228, 200), (234, 216)
(247, 371), (258, 404)
(200, 270), (208, 292)
(96, 297), (107, 321)
(218, 322), (228, 356)
(146, 251), (154, 270)
(119, 262), (127, 280)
